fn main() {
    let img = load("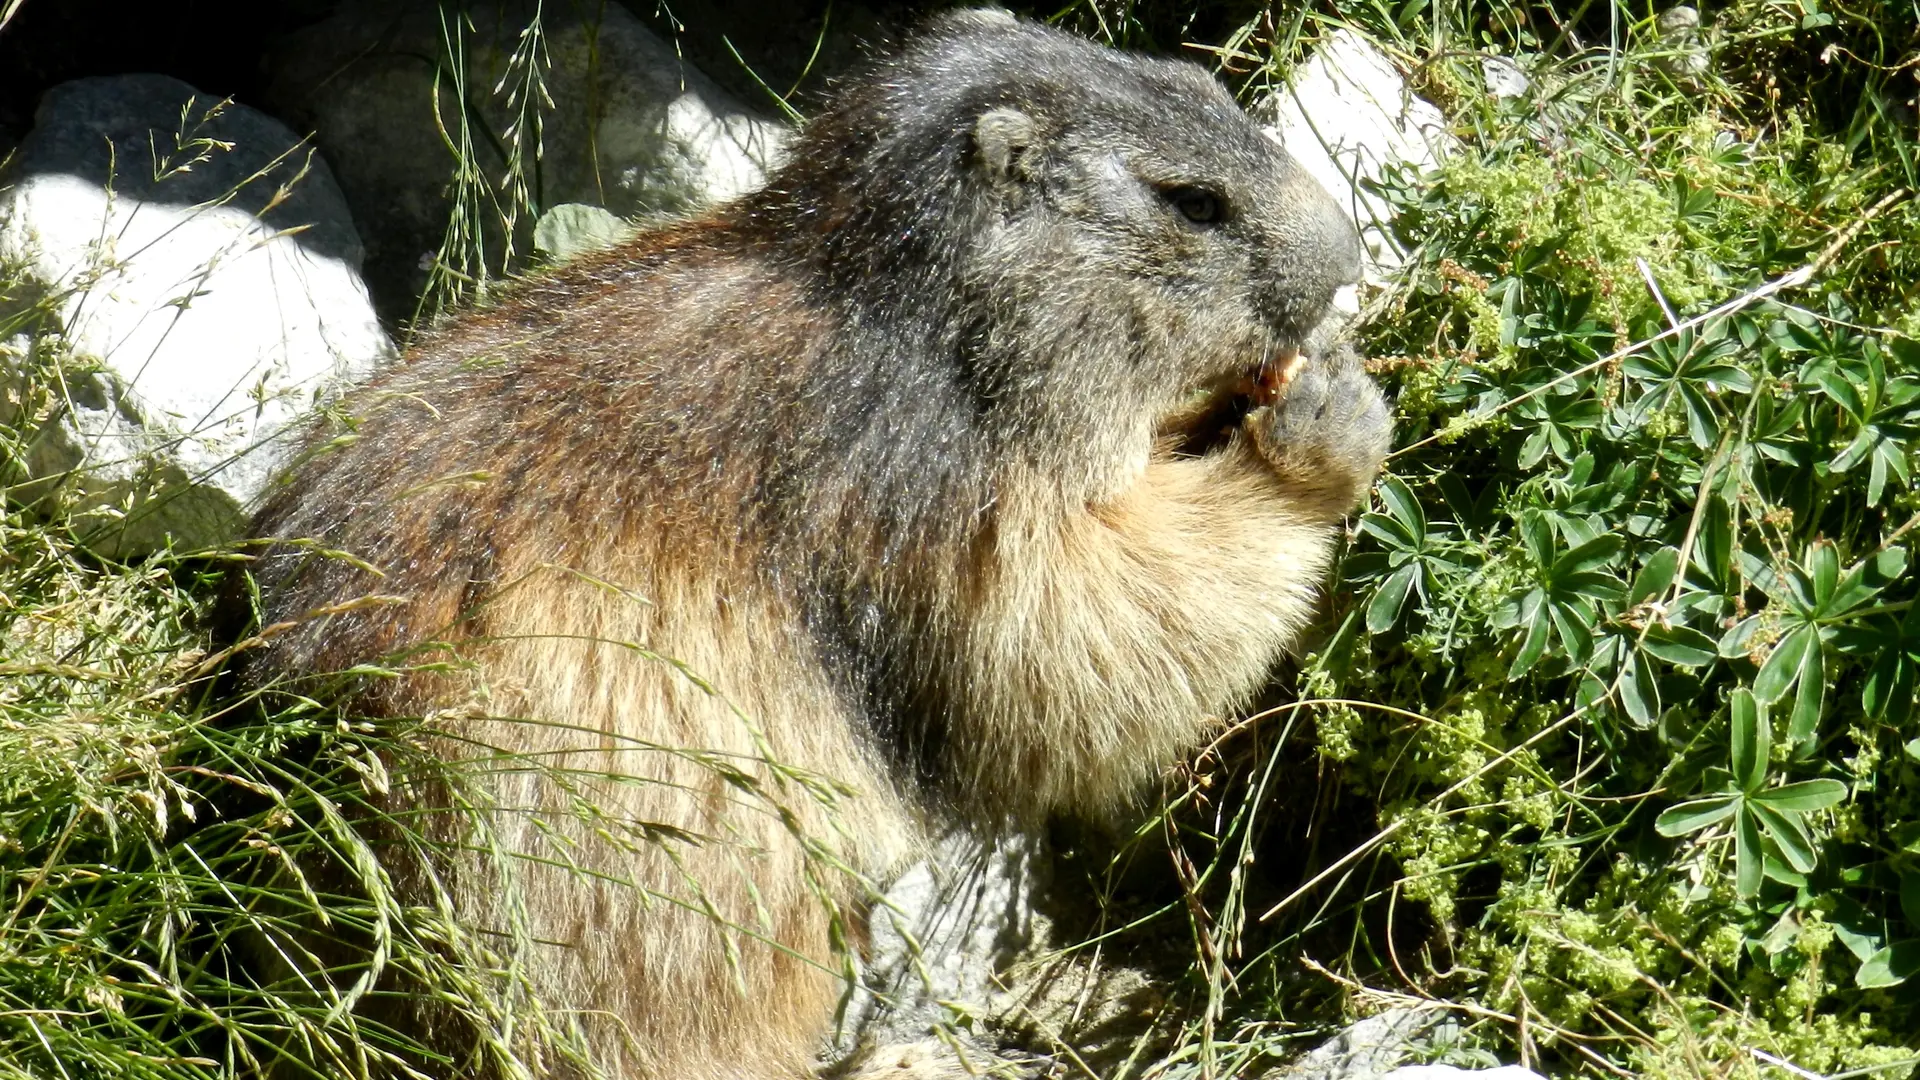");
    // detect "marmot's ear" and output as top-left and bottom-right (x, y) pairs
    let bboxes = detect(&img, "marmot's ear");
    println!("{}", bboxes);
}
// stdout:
(974, 107), (1040, 187)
